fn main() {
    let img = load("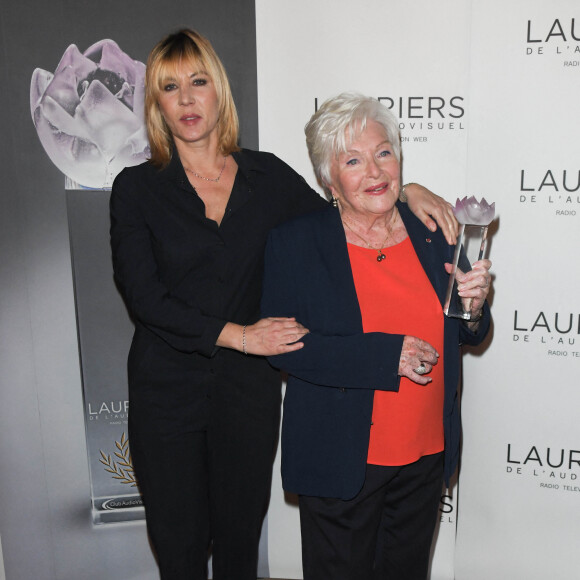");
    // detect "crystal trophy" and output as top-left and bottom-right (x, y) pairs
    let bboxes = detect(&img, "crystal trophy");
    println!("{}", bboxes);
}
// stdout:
(444, 196), (495, 320)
